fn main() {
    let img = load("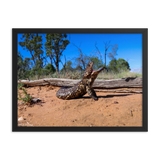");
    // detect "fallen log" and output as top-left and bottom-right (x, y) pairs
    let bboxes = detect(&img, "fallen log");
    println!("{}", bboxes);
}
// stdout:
(94, 89), (142, 93)
(18, 77), (142, 89)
